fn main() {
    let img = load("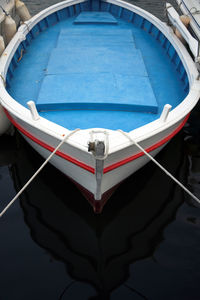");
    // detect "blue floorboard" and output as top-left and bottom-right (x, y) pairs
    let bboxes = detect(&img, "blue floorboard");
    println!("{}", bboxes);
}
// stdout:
(46, 47), (147, 75)
(37, 73), (158, 113)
